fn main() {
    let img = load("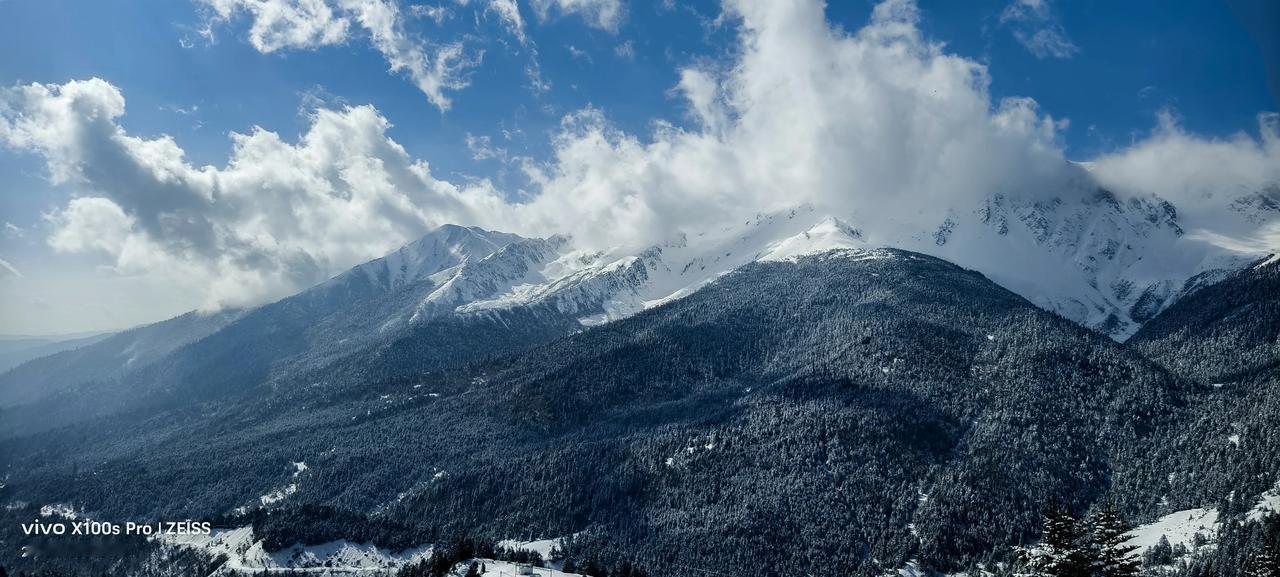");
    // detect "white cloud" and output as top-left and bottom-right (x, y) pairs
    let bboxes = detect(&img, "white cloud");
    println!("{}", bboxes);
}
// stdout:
(1090, 111), (1280, 244)
(999, 0), (1078, 59)
(201, 0), (351, 52)
(566, 44), (591, 62)
(509, 0), (1074, 248)
(530, 0), (623, 32)
(46, 197), (135, 256)
(483, 0), (526, 43)
(1, 78), (511, 309)
(342, 0), (477, 110)
(3, 0), (1277, 314)
(408, 3), (450, 24)
(0, 257), (20, 279)
(3, 222), (23, 239)
(465, 133), (507, 161)
(614, 40), (634, 60)
(525, 52), (551, 93)
(199, 0), (476, 110)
